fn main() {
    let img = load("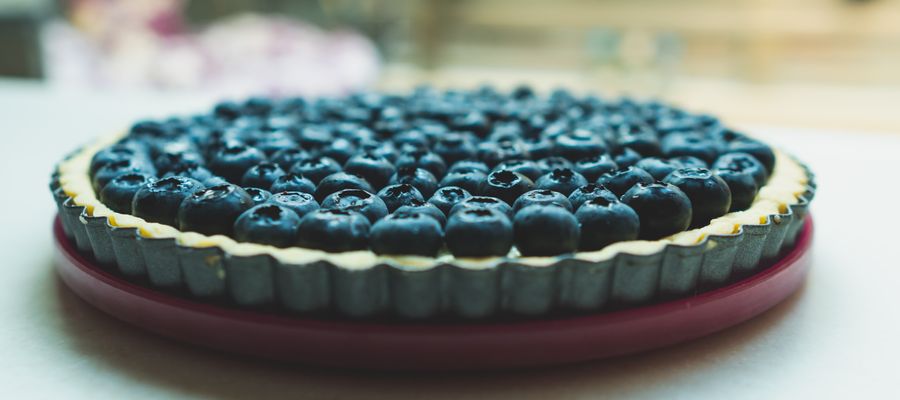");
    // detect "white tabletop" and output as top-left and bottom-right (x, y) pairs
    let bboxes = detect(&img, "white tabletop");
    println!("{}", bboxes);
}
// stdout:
(2, 79), (899, 399)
